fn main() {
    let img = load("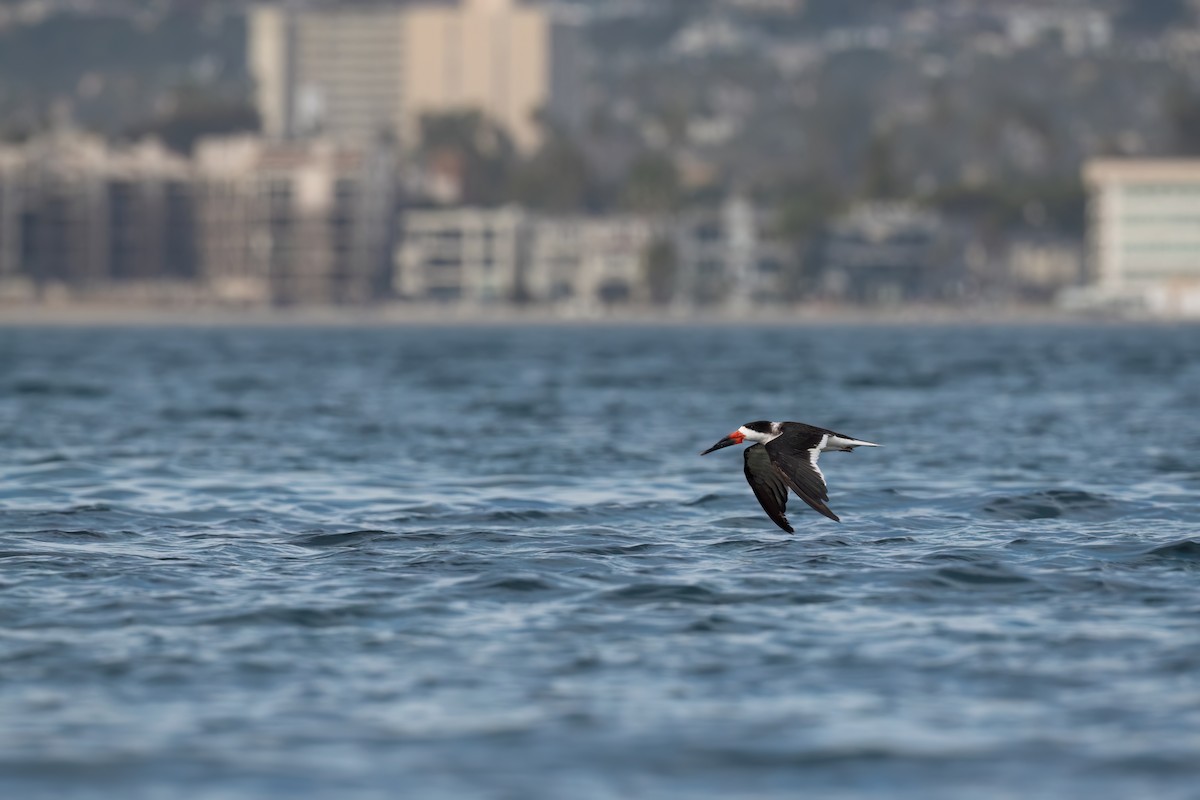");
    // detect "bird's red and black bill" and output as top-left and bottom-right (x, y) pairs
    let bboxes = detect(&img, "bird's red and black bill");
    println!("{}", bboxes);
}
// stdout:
(700, 430), (745, 455)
